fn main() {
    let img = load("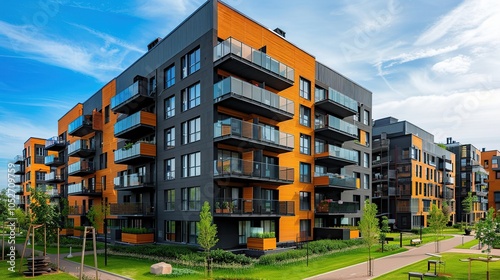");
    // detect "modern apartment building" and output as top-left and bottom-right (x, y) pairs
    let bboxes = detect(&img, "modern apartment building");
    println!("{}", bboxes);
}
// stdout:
(30, 0), (371, 249)
(481, 150), (500, 211)
(372, 117), (456, 230)
(13, 137), (56, 211)
(445, 137), (488, 223)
